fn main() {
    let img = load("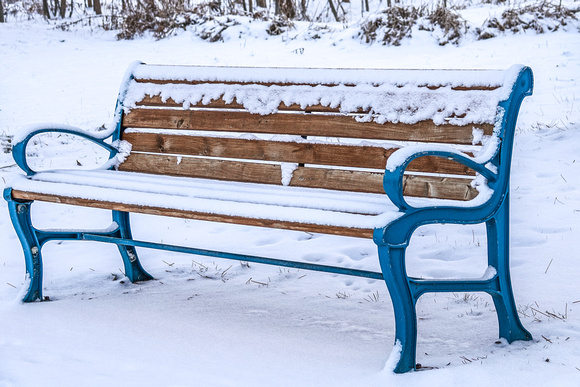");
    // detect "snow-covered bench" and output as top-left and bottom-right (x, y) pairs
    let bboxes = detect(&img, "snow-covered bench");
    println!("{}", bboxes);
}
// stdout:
(4, 62), (534, 373)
